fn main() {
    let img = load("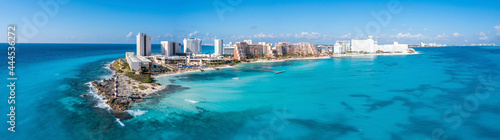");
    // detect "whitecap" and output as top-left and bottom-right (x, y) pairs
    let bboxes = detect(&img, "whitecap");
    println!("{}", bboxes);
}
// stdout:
(86, 82), (111, 110)
(100, 60), (116, 80)
(185, 99), (200, 104)
(232, 77), (239, 80)
(116, 118), (125, 127)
